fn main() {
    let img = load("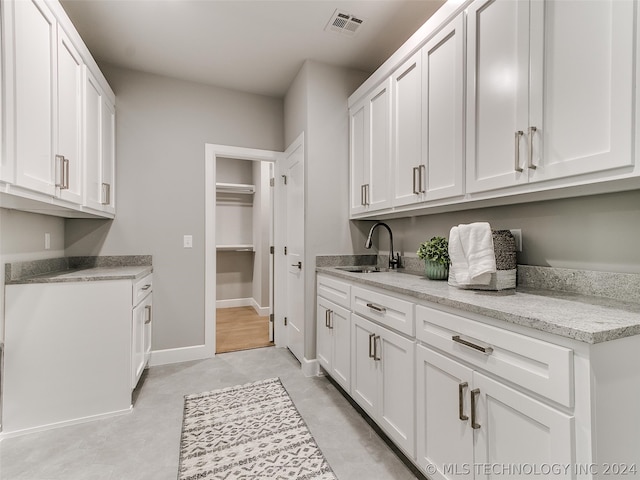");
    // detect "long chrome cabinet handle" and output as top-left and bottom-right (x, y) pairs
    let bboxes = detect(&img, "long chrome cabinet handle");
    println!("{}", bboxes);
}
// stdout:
(528, 126), (537, 169)
(412, 167), (420, 194)
(514, 131), (524, 172)
(365, 184), (370, 205)
(458, 382), (469, 421)
(102, 183), (111, 205)
(452, 335), (493, 355)
(368, 333), (375, 358)
(419, 165), (426, 193)
(55, 155), (65, 188)
(366, 302), (387, 313)
(361, 184), (366, 206)
(325, 309), (330, 328)
(145, 305), (152, 325)
(373, 335), (381, 361)
(328, 310), (334, 330)
(471, 388), (481, 429)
